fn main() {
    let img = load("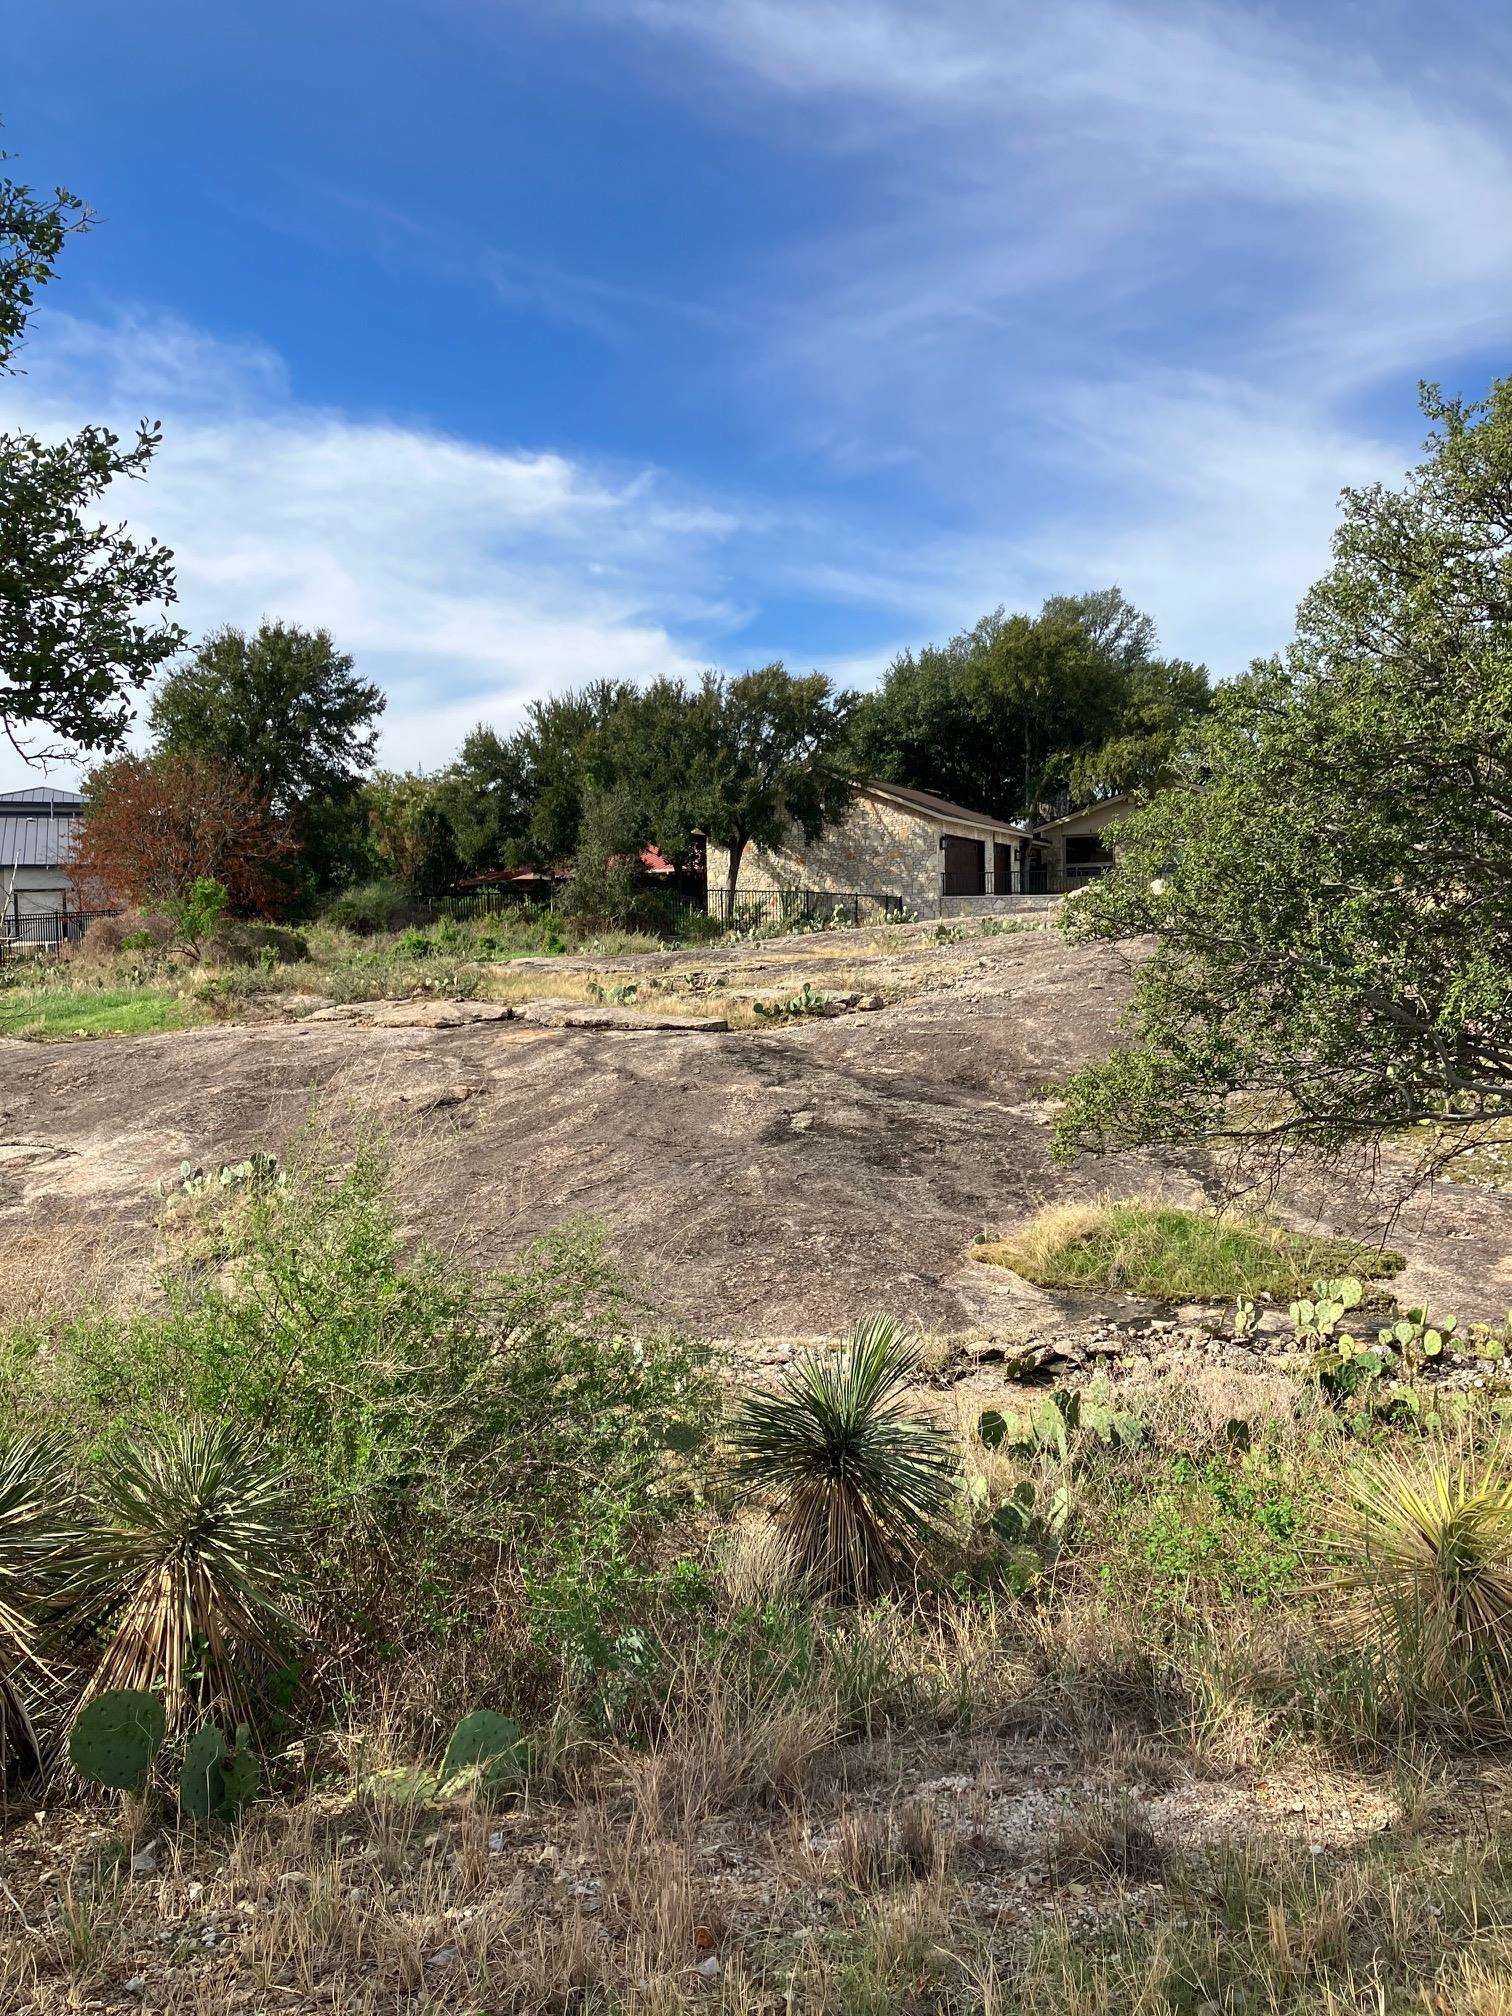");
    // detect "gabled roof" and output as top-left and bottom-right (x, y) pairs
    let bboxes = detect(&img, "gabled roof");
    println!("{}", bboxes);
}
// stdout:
(1031, 793), (1132, 836)
(0, 786), (83, 868)
(0, 784), (84, 807)
(863, 780), (1031, 836)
